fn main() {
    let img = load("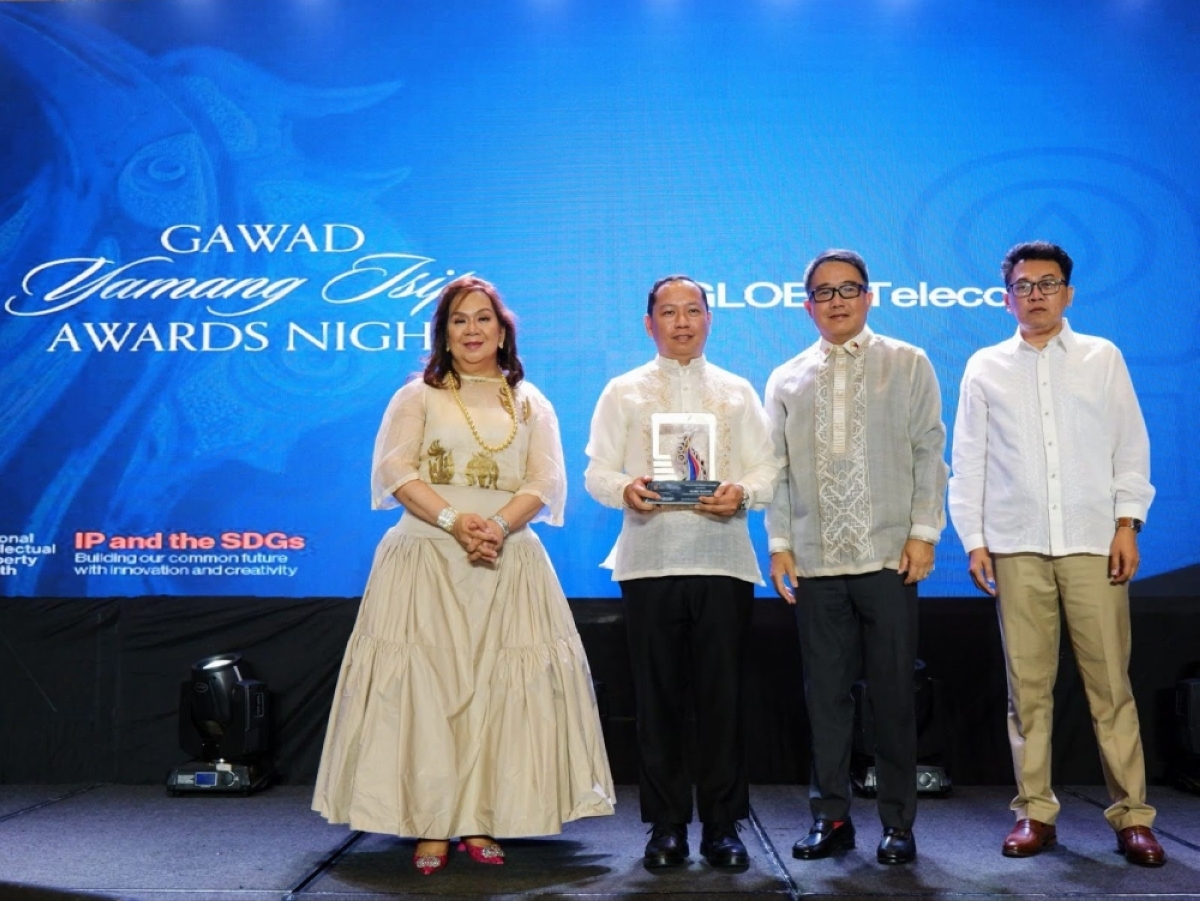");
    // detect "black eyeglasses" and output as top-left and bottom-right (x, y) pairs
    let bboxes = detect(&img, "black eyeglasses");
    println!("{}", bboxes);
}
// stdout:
(1007, 278), (1067, 298)
(808, 283), (867, 304)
